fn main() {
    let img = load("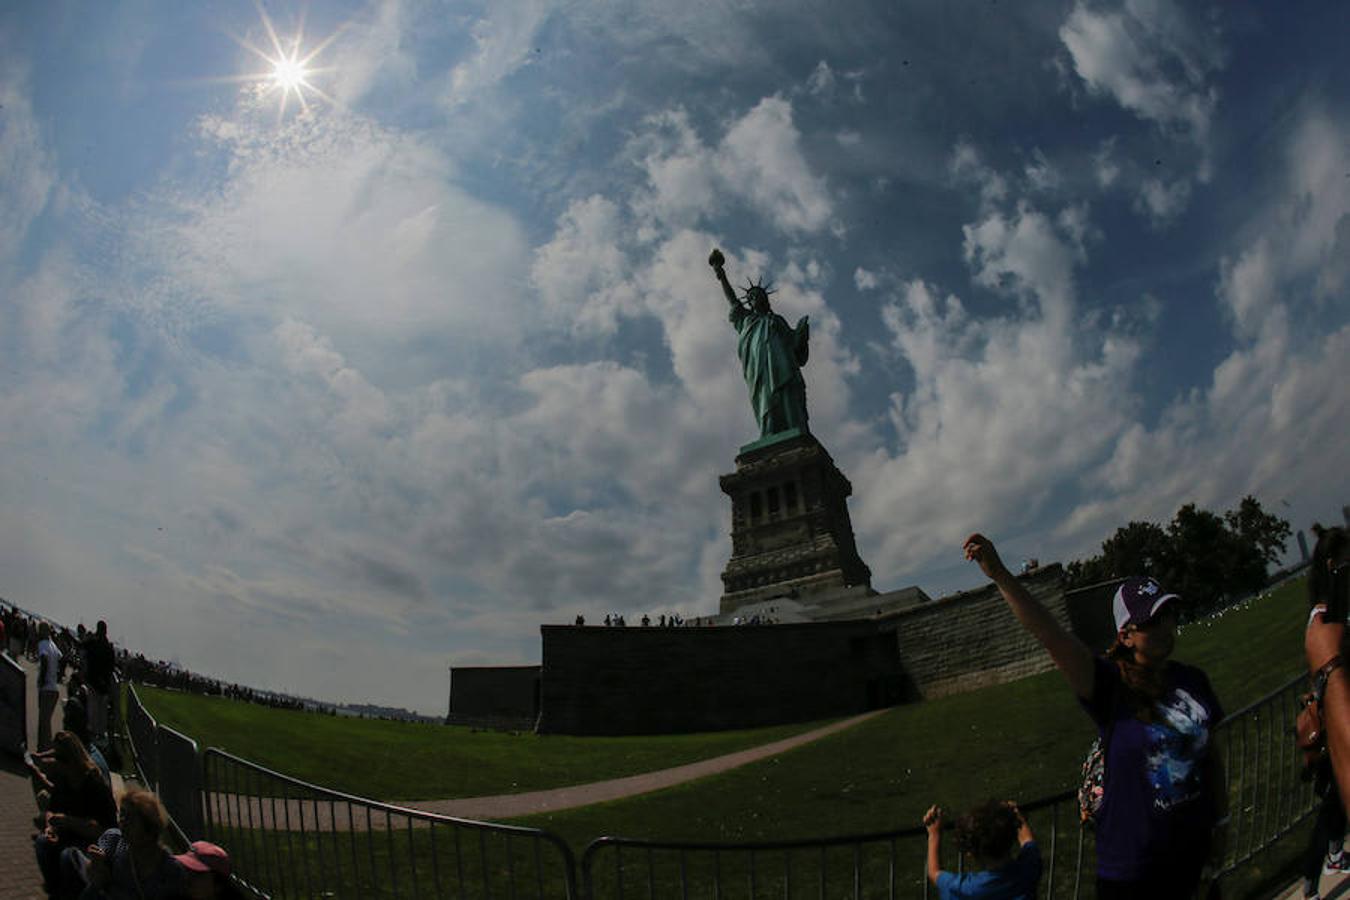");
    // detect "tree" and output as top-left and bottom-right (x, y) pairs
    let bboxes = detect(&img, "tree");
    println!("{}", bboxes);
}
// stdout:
(1099, 521), (1171, 581)
(1065, 497), (1291, 614)
(1225, 495), (1291, 568)
(1163, 503), (1240, 611)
